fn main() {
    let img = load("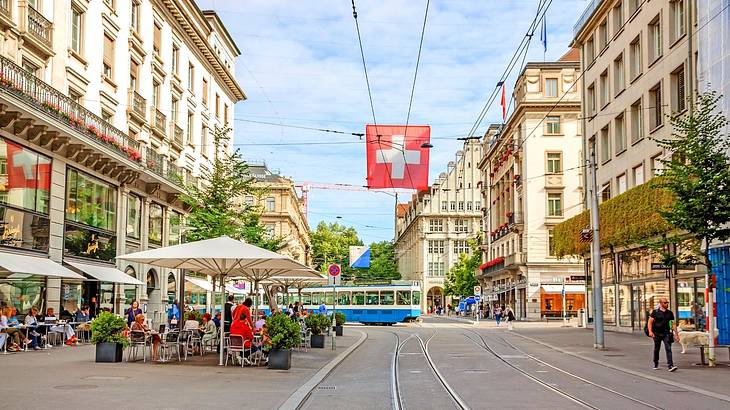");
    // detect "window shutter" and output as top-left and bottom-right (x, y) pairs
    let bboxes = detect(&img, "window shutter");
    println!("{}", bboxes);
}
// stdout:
(103, 35), (114, 65)
(678, 69), (686, 111)
(153, 23), (161, 52)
